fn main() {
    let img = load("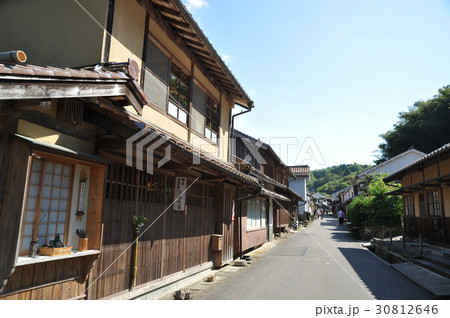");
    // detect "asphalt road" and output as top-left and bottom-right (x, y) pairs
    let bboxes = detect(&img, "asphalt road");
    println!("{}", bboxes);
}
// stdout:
(200, 215), (437, 300)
